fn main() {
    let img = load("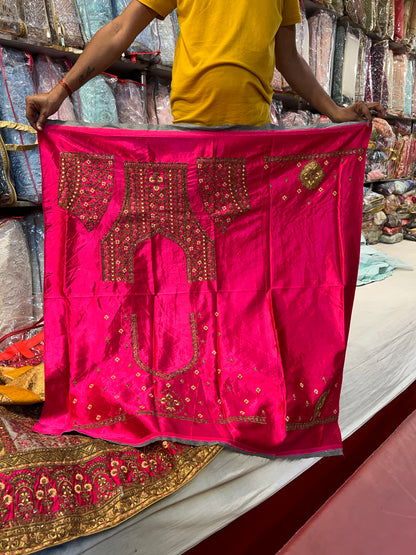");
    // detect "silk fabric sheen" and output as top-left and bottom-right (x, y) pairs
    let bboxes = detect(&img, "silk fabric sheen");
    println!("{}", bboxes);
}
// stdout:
(36, 122), (370, 458)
